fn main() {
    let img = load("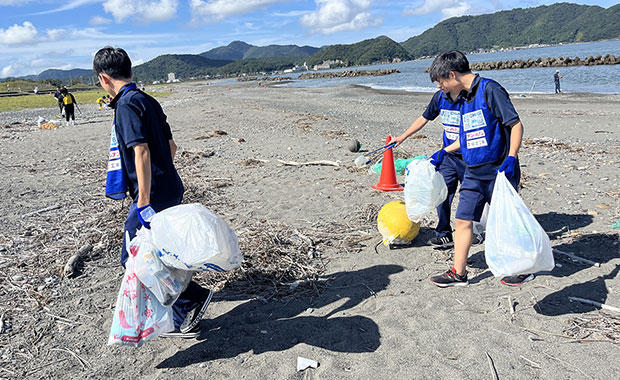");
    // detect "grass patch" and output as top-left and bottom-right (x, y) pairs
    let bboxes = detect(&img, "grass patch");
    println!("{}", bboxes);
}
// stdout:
(0, 89), (172, 112)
